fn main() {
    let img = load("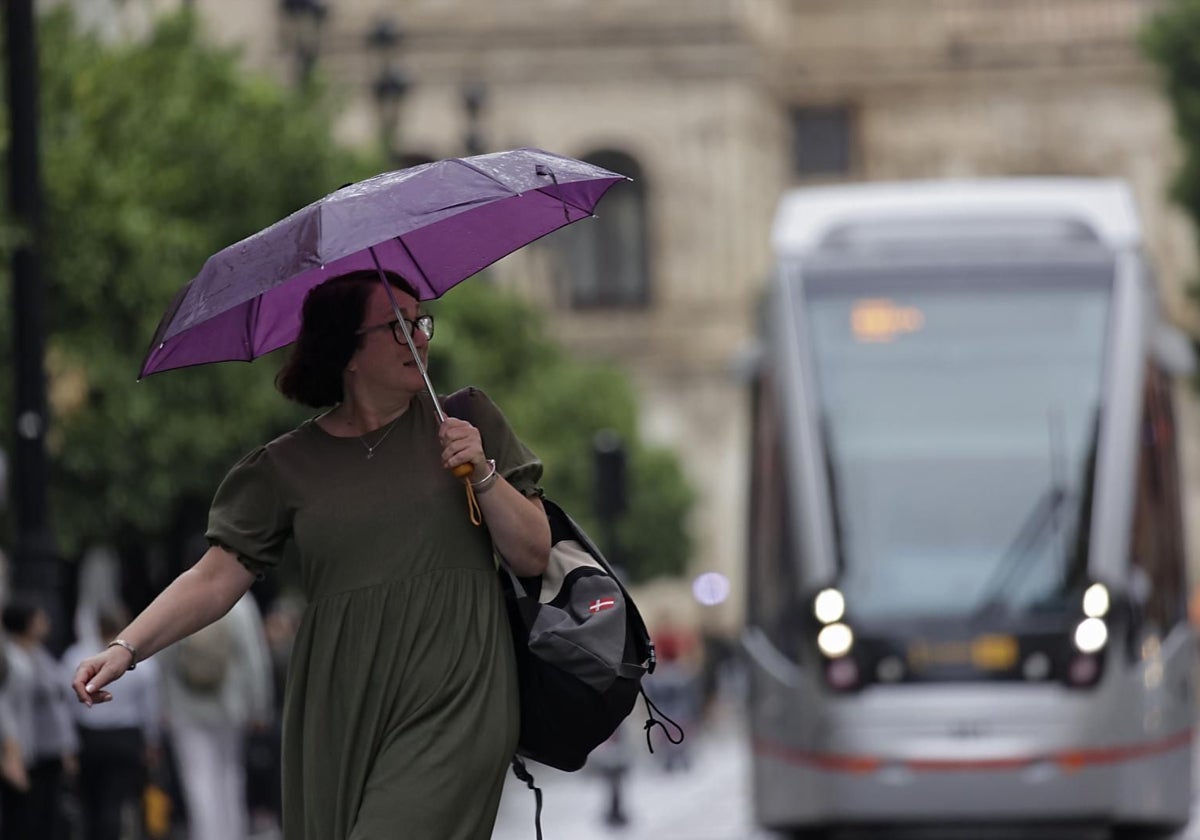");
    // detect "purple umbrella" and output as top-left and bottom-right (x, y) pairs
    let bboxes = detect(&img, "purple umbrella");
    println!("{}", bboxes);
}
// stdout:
(139, 148), (627, 379)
